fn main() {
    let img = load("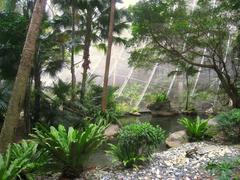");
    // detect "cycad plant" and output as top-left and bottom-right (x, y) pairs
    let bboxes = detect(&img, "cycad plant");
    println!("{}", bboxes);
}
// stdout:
(31, 123), (106, 178)
(179, 116), (209, 141)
